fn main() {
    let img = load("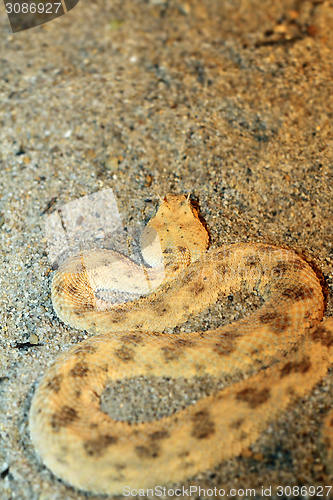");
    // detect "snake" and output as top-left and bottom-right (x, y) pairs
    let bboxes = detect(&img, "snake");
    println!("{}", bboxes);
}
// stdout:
(29, 194), (333, 496)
